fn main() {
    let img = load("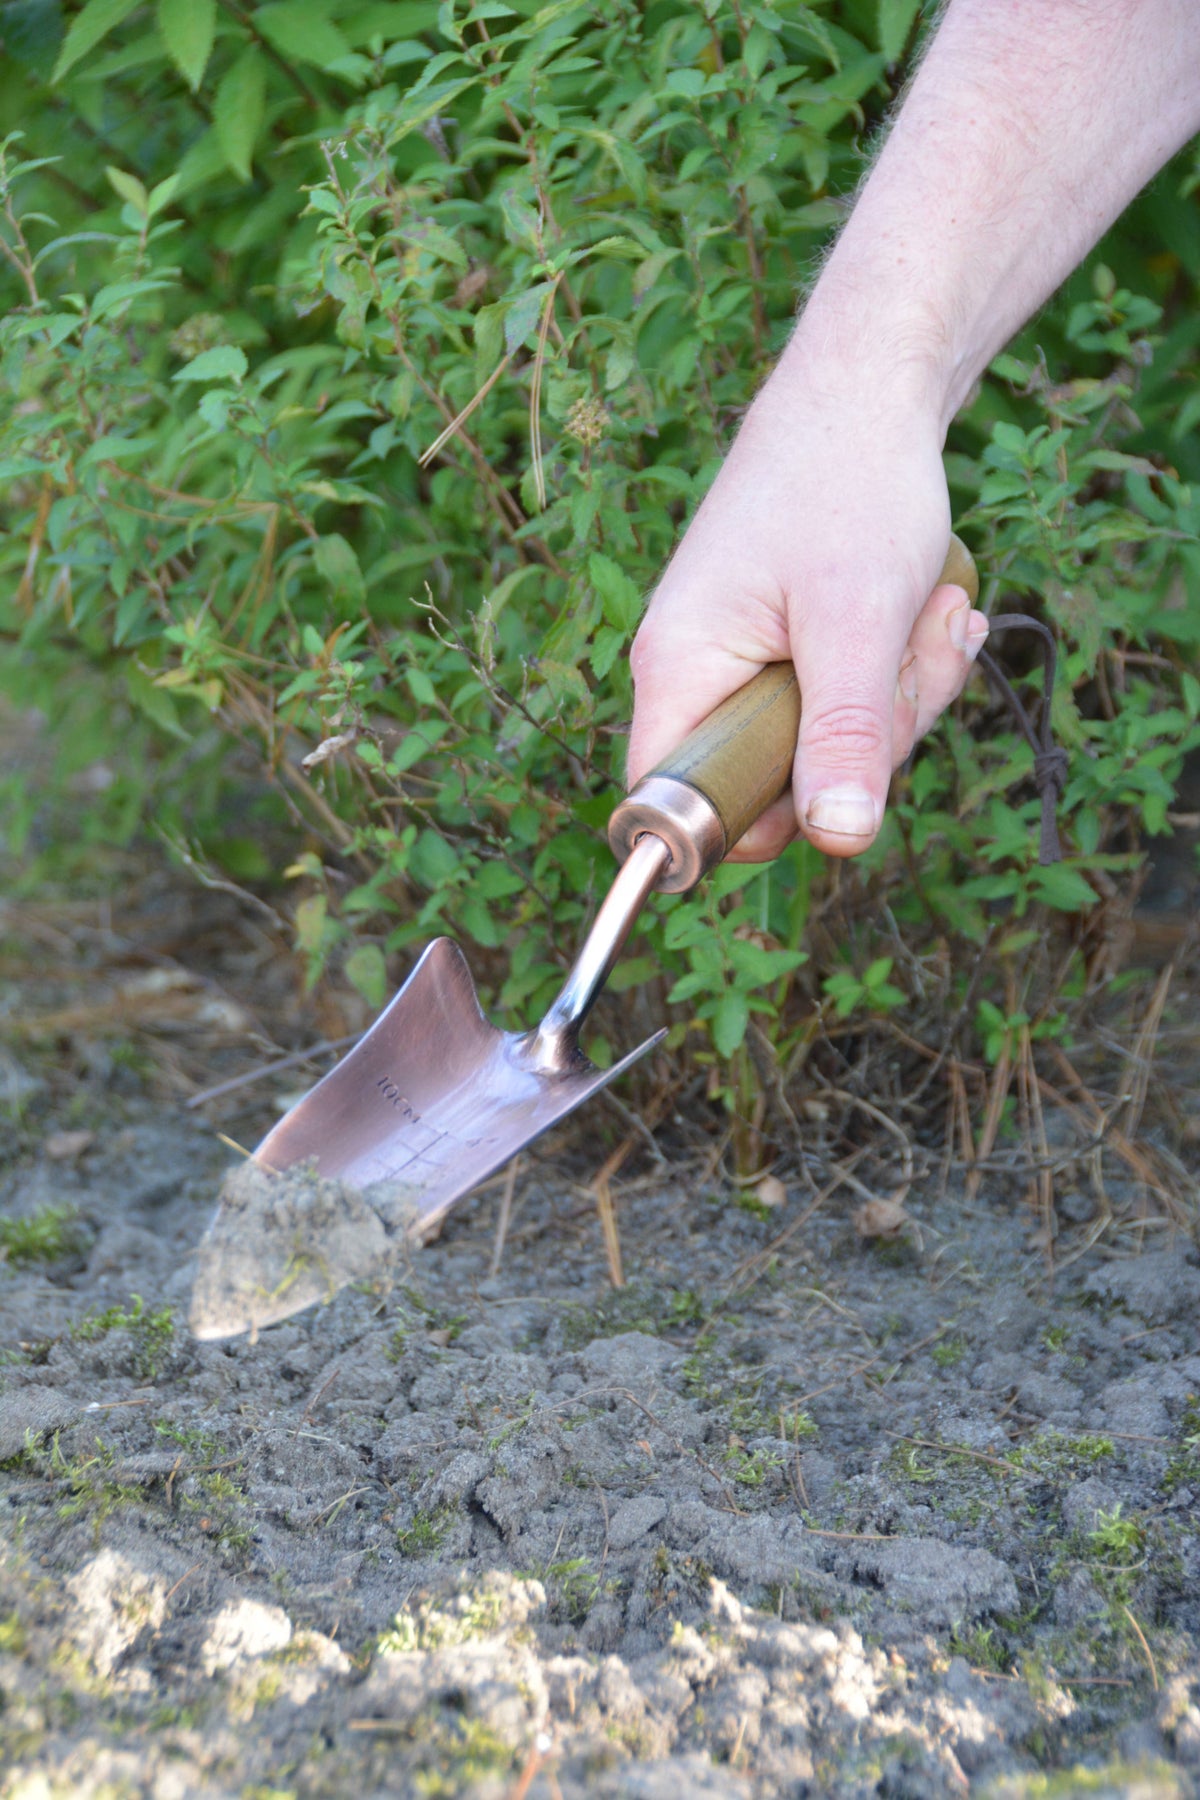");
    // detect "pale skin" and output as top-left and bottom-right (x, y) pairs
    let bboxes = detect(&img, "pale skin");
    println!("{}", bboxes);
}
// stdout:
(628, 0), (1200, 862)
